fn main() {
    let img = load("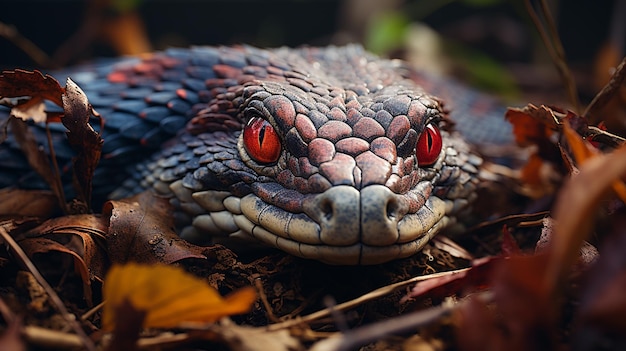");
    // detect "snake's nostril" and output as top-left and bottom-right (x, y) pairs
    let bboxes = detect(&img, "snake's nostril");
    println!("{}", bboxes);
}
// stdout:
(360, 185), (409, 246)
(320, 198), (333, 221)
(386, 197), (400, 220)
(303, 186), (361, 246)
